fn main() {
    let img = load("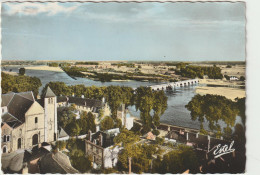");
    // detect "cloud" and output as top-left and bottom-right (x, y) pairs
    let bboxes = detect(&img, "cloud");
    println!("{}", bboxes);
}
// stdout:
(2, 2), (78, 16)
